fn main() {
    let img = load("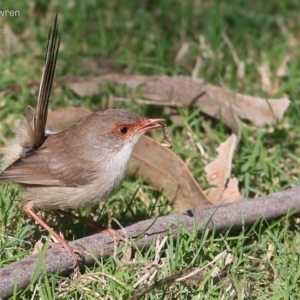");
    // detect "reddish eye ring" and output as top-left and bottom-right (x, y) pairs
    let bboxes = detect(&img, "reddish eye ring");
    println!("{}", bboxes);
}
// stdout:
(119, 127), (128, 134)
